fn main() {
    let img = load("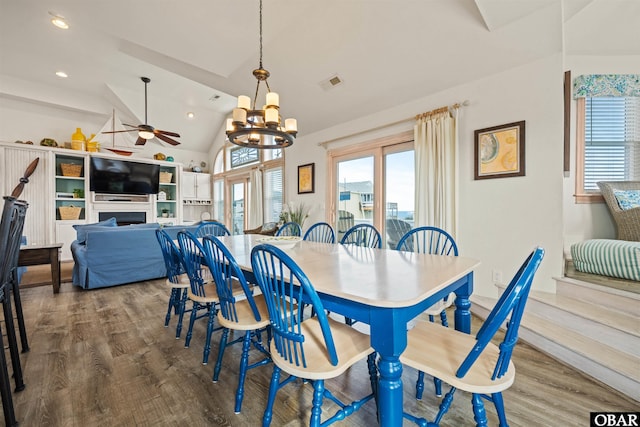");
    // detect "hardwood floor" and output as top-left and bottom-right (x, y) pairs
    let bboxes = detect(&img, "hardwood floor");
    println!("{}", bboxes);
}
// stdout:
(3, 279), (638, 426)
